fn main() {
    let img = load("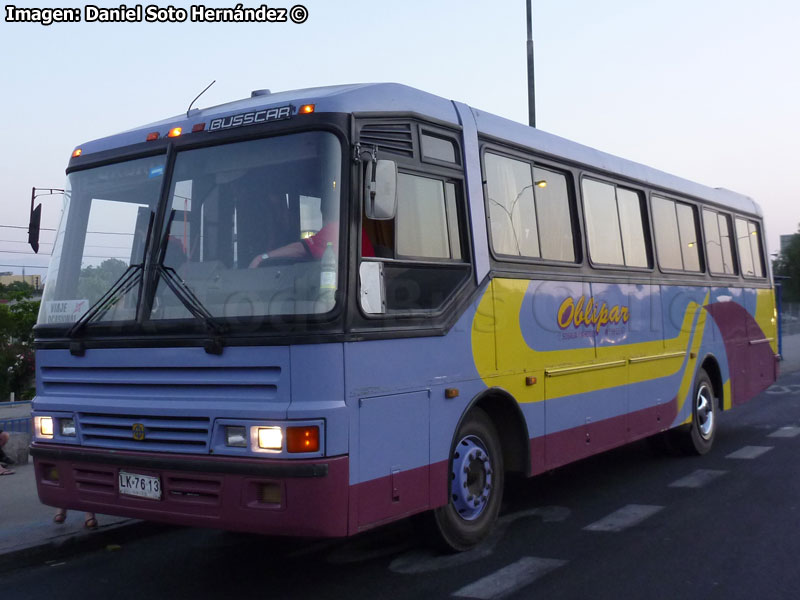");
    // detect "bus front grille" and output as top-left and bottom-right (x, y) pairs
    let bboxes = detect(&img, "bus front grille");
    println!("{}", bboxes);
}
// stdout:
(78, 413), (211, 453)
